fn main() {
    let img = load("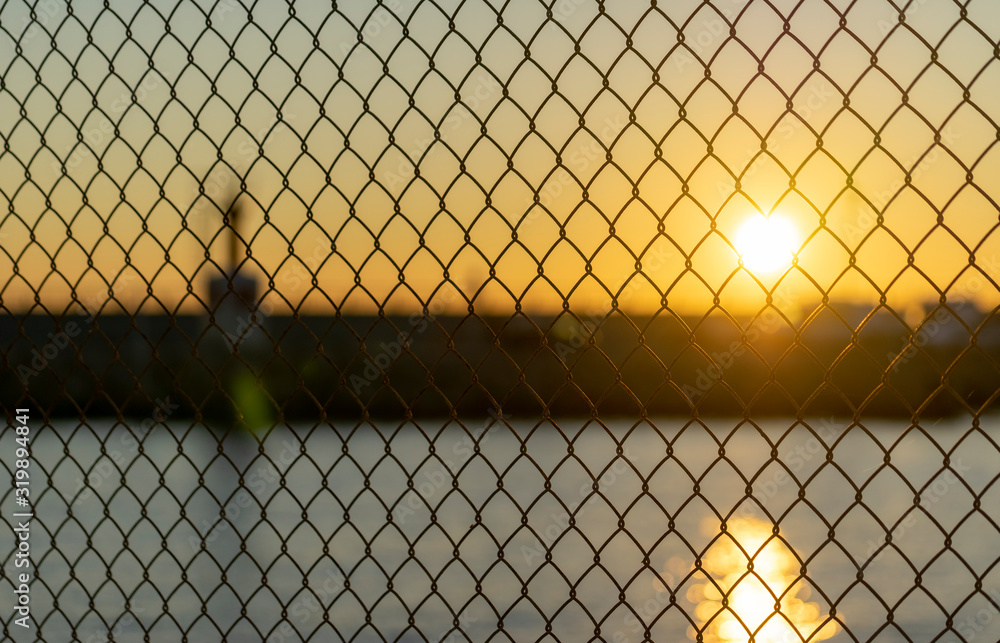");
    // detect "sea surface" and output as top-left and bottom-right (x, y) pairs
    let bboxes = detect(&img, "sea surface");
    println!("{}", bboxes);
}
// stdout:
(3, 415), (999, 642)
